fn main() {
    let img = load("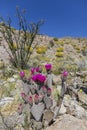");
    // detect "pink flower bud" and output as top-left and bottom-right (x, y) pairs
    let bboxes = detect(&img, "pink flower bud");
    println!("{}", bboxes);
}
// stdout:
(30, 68), (36, 74)
(28, 96), (33, 105)
(19, 71), (25, 77)
(18, 103), (23, 114)
(34, 94), (39, 104)
(42, 86), (47, 93)
(21, 92), (26, 97)
(47, 88), (51, 96)
(34, 94), (39, 99)
(62, 71), (68, 77)
(39, 94), (44, 102)
(47, 88), (51, 92)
